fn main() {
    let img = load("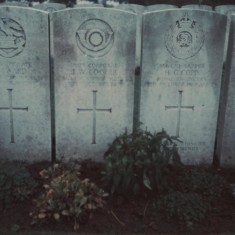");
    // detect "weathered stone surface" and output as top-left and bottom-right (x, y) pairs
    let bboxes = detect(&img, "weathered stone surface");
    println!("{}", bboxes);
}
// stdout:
(53, 8), (136, 161)
(116, 4), (144, 68)
(182, 4), (212, 10)
(33, 3), (66, 12)
(141, 9), (226, 164)
(215, 5), (235, 62)
(115, 4), (144, 131)
(73, 3), (103, 8)
(116, 3), (145, 13)
(216, 16), (235, 166)
(145, 4), (178, 12)
(0, 1), (29, 7)
(76, 0), (94, 5)
(215, 5), (235, 15)
(0, 7), (51, 161)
